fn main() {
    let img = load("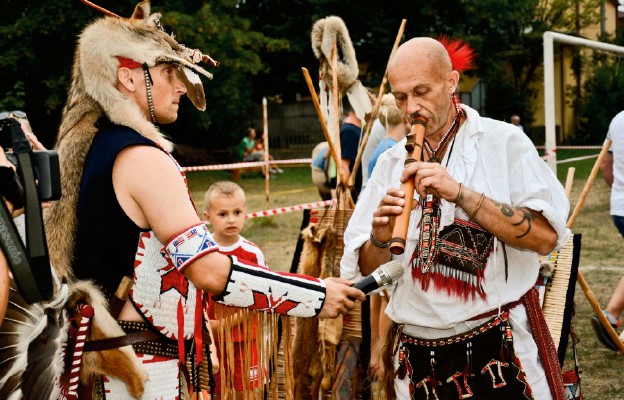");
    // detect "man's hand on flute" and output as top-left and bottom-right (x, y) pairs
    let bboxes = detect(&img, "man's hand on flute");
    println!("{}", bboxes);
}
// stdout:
(401, 161), (459, 201)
